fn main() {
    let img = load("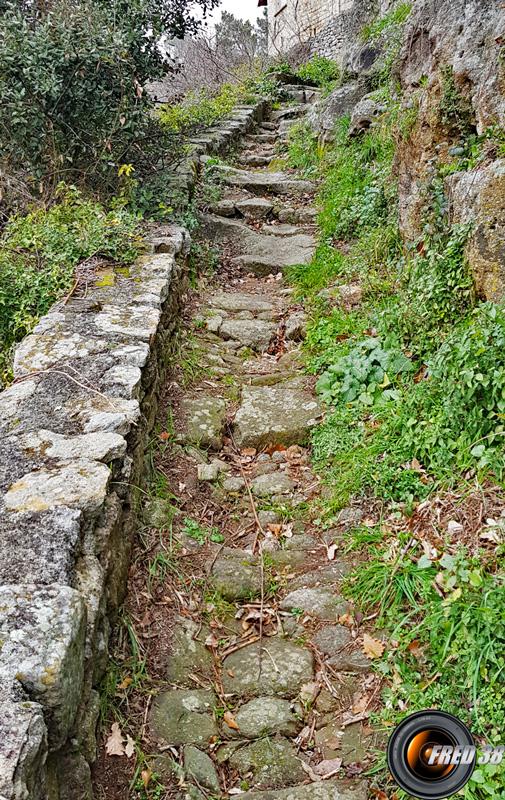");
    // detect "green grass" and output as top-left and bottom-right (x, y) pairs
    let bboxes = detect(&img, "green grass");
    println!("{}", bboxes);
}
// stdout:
(284, 66), (505, 798)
